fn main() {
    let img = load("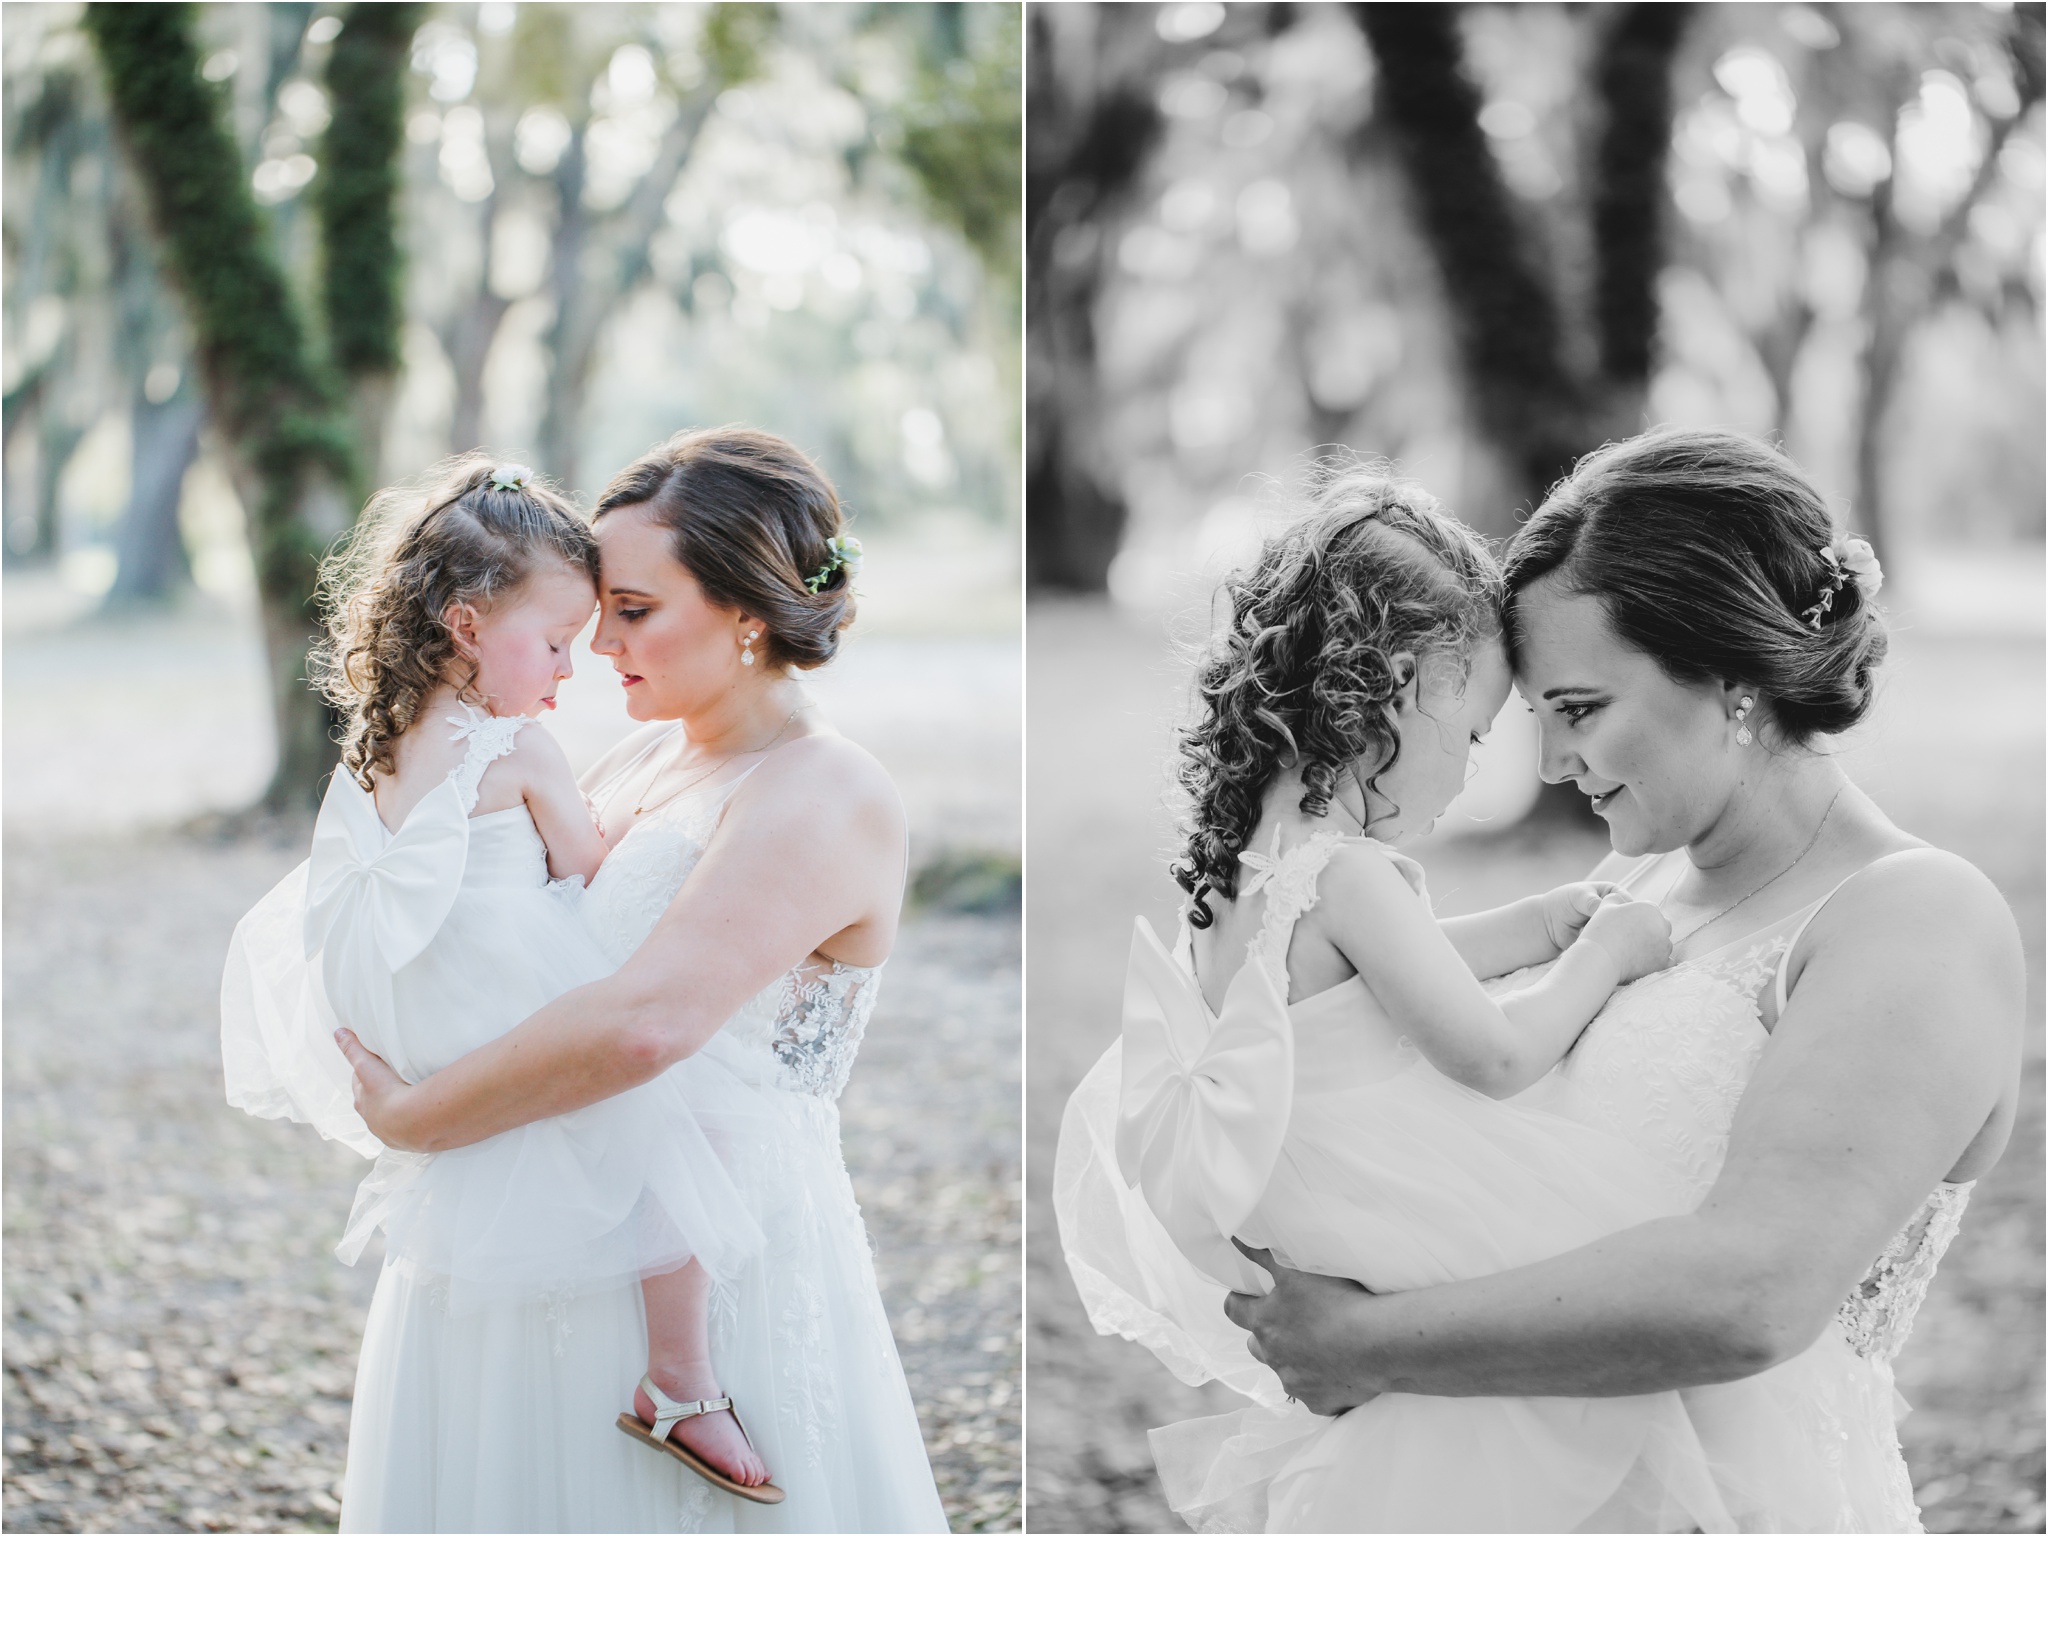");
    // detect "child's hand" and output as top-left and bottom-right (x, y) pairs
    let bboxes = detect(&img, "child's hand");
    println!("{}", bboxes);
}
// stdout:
(1578, 896), (1673, 984)
(1539, 880), (1625, 951)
